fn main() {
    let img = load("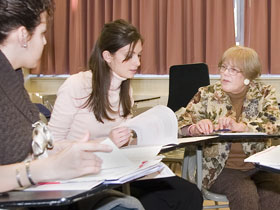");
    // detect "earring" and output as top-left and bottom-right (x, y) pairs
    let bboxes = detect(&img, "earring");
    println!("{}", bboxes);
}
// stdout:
(23, 43), (27, 48)
(244, 79), (250, 86)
